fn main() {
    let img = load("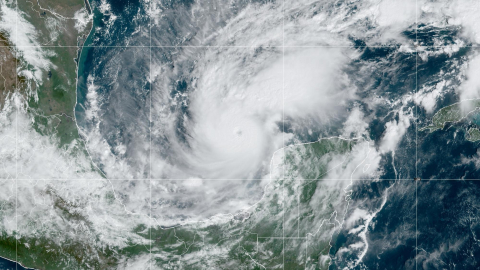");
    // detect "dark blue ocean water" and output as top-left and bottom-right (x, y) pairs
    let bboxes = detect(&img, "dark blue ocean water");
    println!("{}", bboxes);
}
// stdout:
(0, 256), (31, 270)
(76, 0), (148, 121)
(71, 0), (480, 269)
(75, 0), (150, 176)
